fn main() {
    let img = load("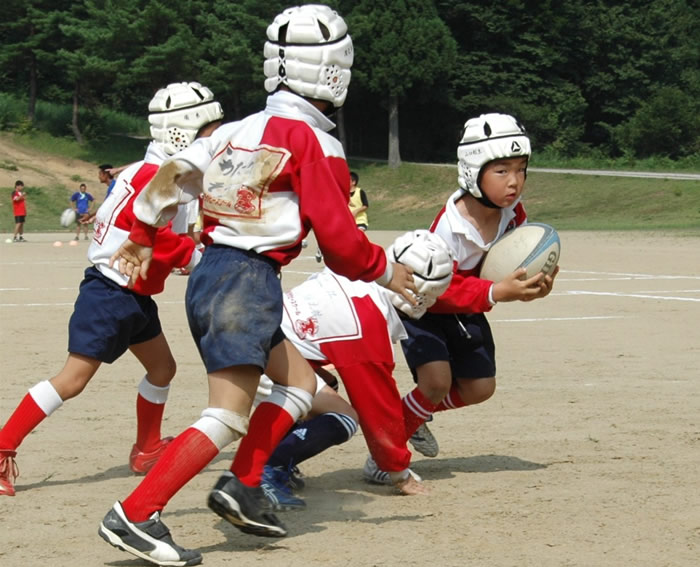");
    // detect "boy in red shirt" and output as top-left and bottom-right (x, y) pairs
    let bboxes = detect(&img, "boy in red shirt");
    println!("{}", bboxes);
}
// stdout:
(11, 180), (27, 242)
